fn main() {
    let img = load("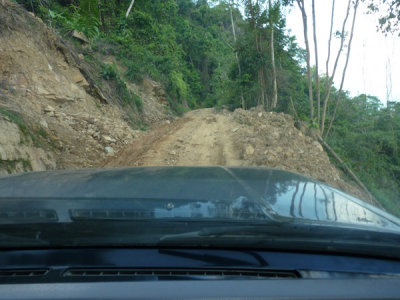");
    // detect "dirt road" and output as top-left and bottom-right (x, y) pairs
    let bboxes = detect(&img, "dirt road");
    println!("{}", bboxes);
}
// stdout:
(102, 108), (242, 167)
